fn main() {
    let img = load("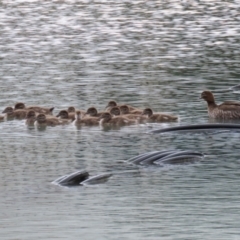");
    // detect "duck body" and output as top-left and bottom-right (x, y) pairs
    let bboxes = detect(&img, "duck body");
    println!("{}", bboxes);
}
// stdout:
(142, 108), (178, 122)
(15, 102), (54, 115)
(106, 101), (141, 112)
(201, 91), (240, 120)
(34, 113), (60, 128)
(2, 106), (28, 120)
(56, 110), (75, 121)
(100, 112), (136, 127)
(73, 111), (99, 126)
